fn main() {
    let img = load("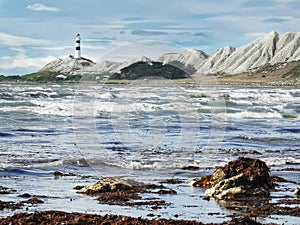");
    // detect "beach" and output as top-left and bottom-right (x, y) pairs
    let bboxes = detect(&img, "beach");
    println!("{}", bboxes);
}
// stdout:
(0, 82), (299, 224)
